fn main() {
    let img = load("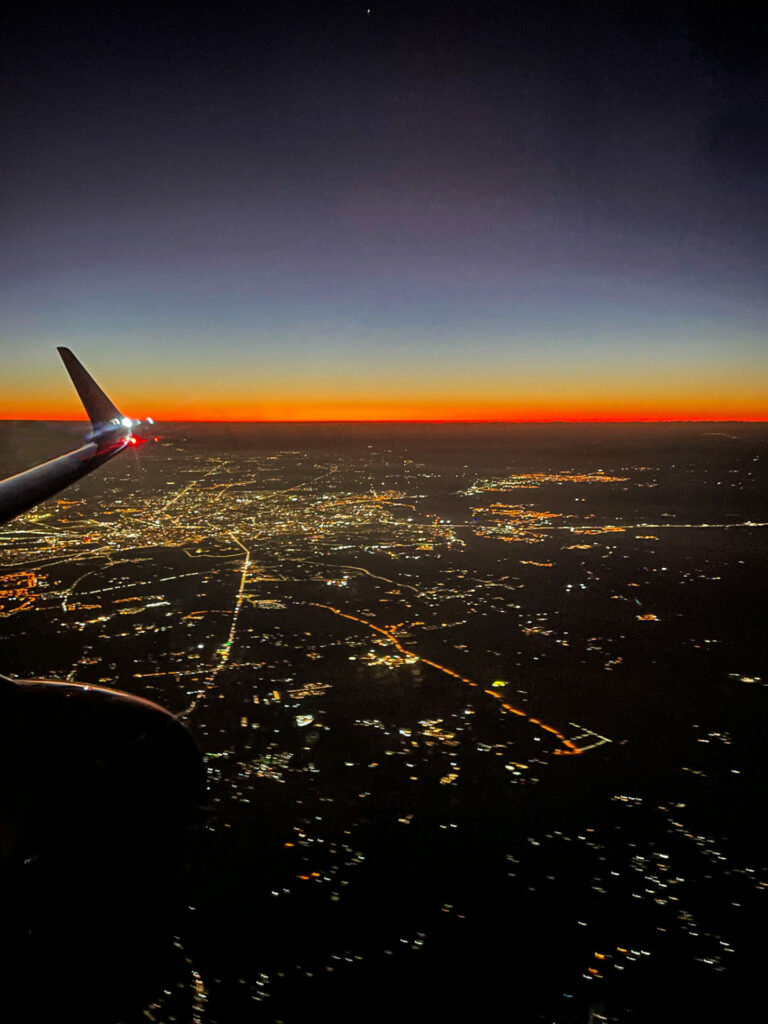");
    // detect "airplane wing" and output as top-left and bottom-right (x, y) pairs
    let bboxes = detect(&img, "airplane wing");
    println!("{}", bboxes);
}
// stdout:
(57, 346), (126, 435)
(0, 349), (147, 525)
